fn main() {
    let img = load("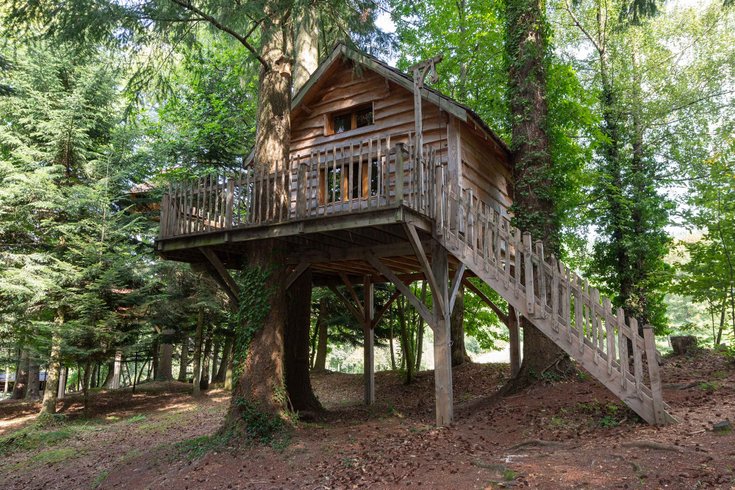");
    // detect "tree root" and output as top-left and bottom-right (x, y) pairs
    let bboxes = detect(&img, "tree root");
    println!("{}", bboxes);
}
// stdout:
(509, 439), (565, 450)
(621, 440), (682, 452)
